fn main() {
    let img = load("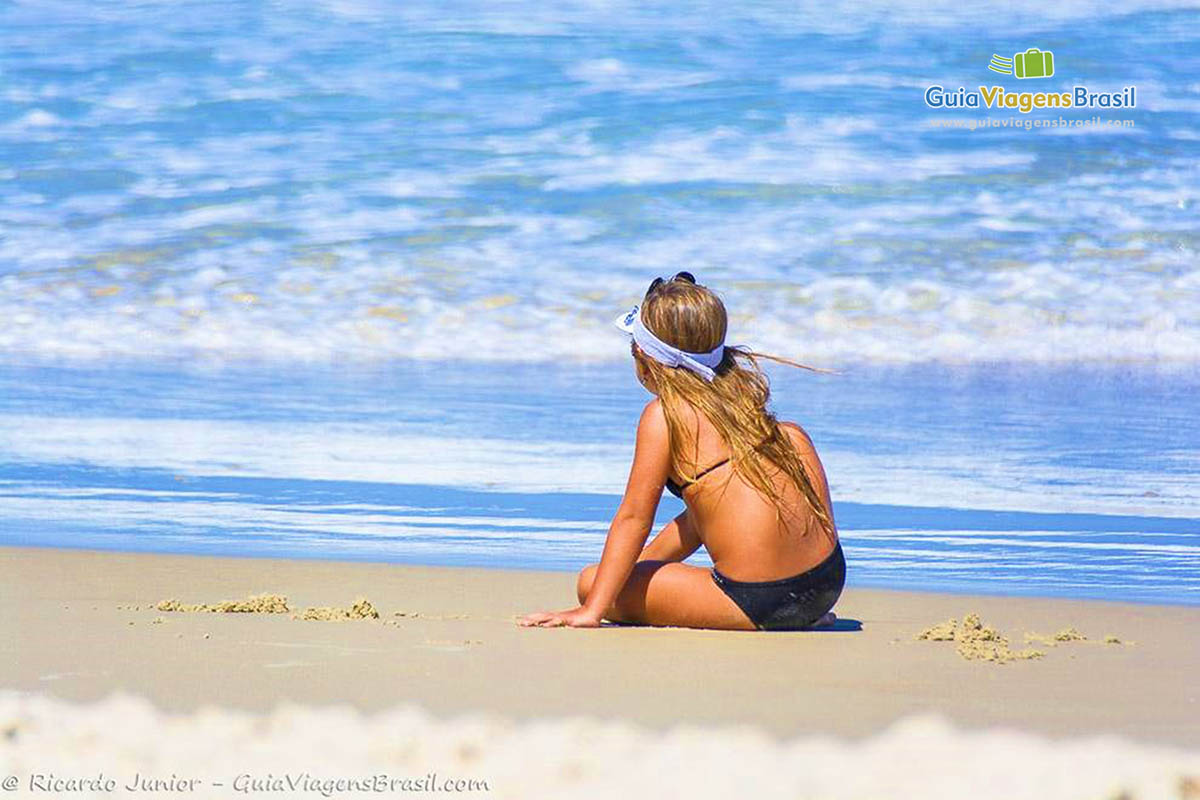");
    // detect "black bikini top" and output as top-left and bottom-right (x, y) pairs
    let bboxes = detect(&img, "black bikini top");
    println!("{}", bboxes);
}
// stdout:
(665, 457), (731, 499)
